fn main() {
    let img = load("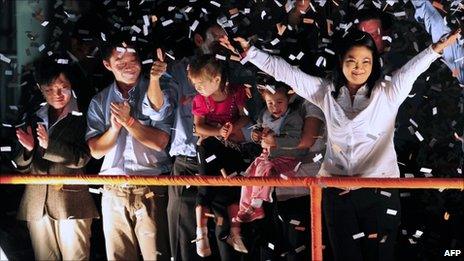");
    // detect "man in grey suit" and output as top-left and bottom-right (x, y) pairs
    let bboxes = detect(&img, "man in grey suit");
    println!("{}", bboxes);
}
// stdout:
(14, 57), (99, 260)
